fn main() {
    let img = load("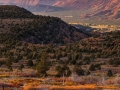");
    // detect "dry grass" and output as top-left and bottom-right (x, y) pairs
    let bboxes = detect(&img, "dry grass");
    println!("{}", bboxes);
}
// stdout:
(23, 84), (119, 90)
(0, 88), (23, 90)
